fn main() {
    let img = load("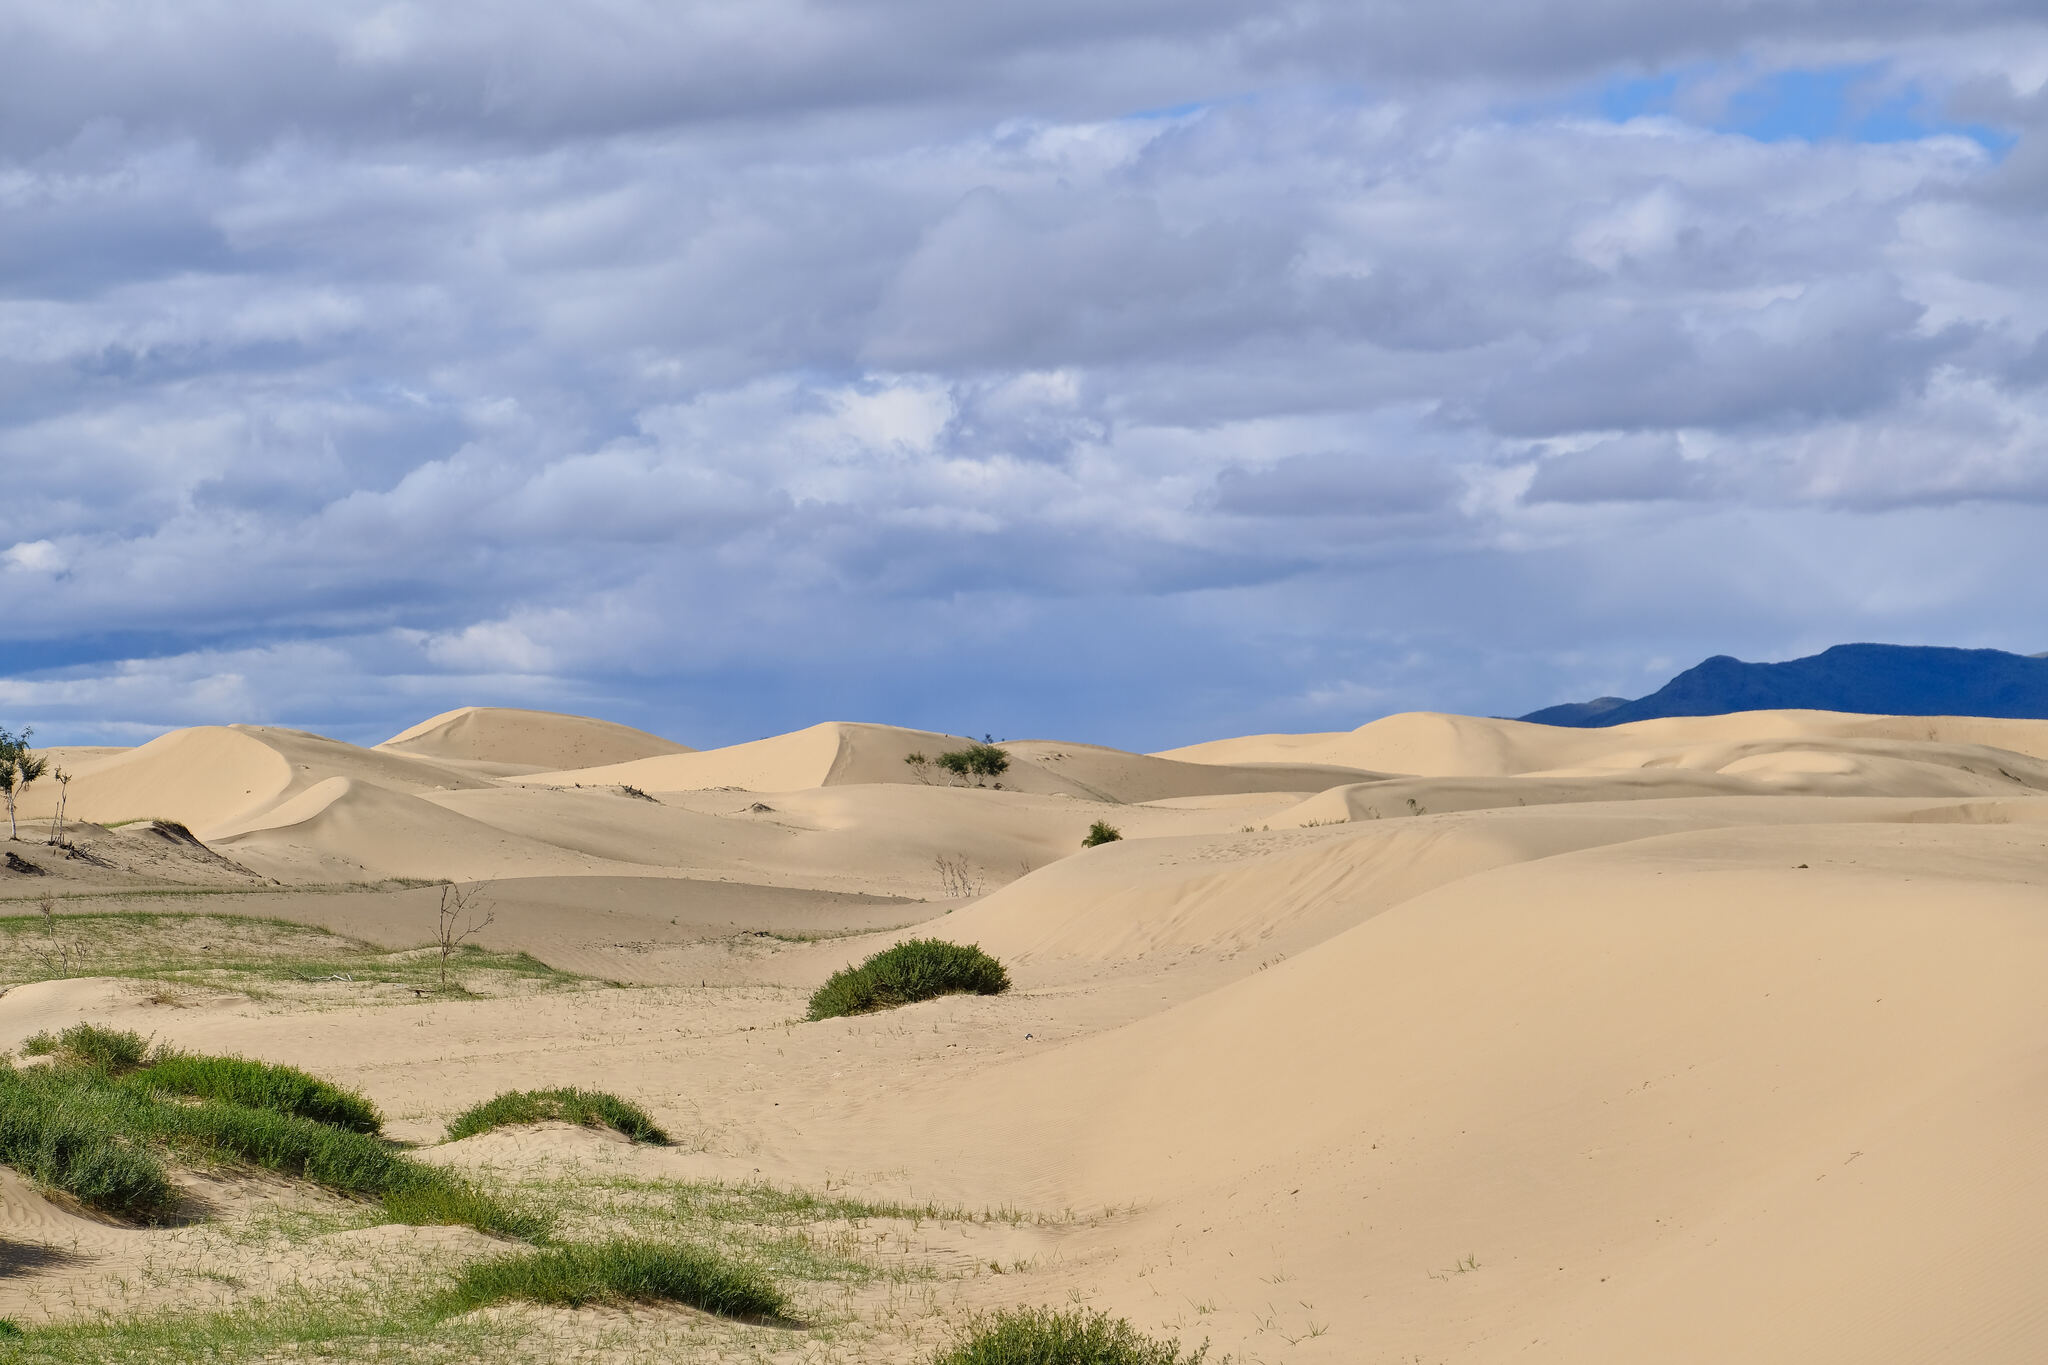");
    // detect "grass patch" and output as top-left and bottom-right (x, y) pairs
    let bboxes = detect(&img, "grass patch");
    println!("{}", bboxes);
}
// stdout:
(935, 1307), (1208, 1365)
(807, 939), (1010, 1021)
(0, 1040), (542, 1238)
(446, 1088), (668, 1145)
(432, 1238), (785, 1320)
(0, 1071), (175, 1217)
(0, 909), (586, 1004)
(20, 1022), (149, 1072)
(135, 1052), (381, 1134)
(0, 1284), (516, 1365)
